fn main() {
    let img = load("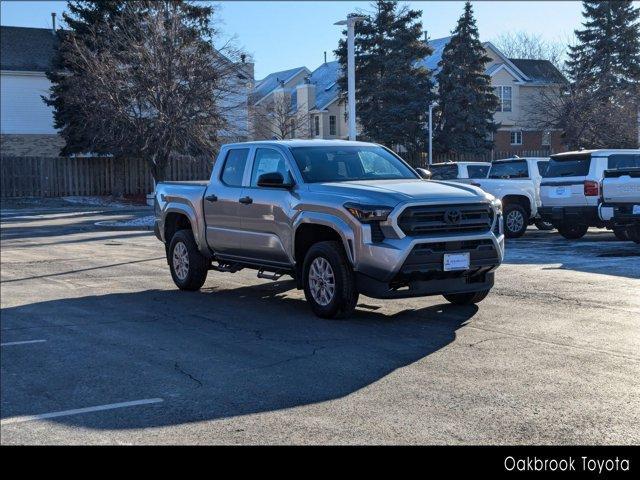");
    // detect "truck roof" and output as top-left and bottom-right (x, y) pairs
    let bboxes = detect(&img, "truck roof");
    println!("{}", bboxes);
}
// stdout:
(222, 139), (380, 149)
